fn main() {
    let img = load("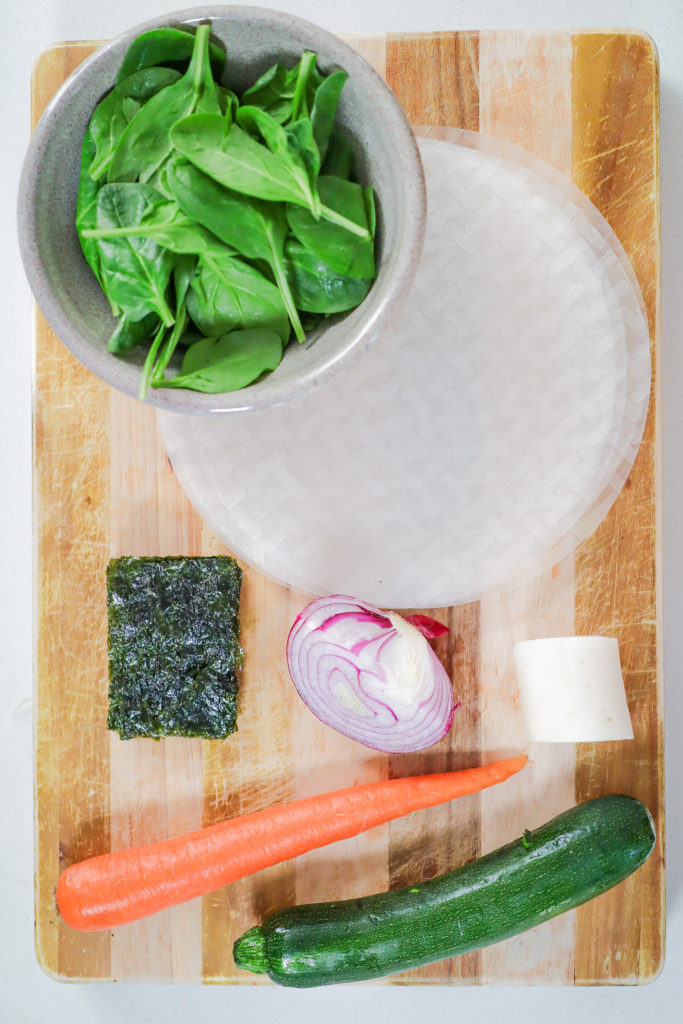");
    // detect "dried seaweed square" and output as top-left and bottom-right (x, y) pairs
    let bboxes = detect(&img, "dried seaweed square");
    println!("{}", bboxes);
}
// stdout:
(107, 556), (242, 739)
